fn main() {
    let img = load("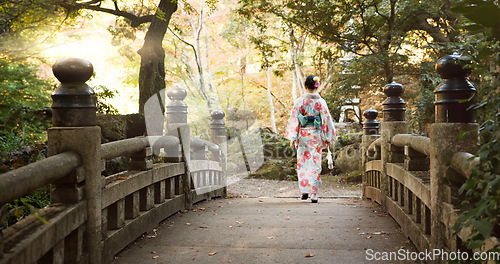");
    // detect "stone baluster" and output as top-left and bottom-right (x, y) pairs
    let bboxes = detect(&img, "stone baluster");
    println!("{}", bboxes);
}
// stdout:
(383, 82), (406, 122)
(363, 108), (380, 135)
(210, 110), (227, 159)
(165, 86), (192, 207)
(434, 52), (476, 123)
(361, 109), (381, 197)
(382, 82), (407, 163)
(210, 110), (227, 194)
(380, 82), (408, 211)
(430, 53), (478, 252)
(49, 58), (103, 264)
(404, 146), (429, 171)
(166, 86), (188, 124)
